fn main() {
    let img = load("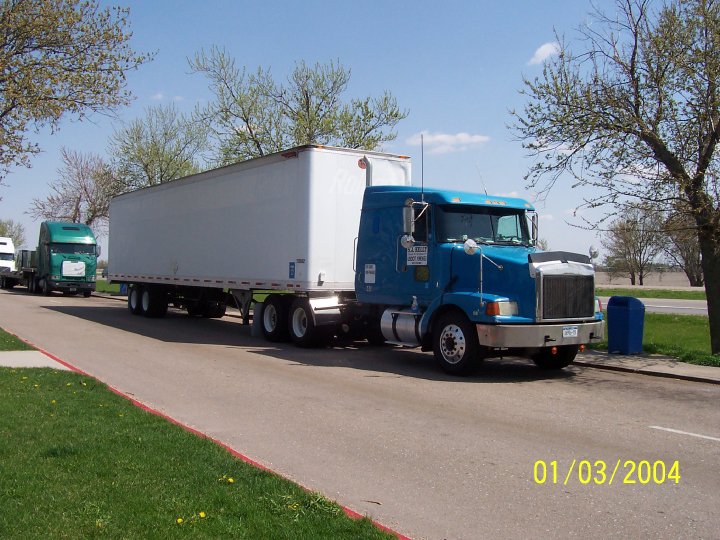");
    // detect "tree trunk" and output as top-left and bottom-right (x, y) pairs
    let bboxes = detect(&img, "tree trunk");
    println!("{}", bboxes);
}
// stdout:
(630, 273), (636, 285)
(698, 235), (720, 355)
